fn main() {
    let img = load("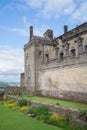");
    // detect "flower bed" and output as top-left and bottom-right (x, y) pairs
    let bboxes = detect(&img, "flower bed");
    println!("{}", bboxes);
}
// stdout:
(1, 98), (87, 130)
